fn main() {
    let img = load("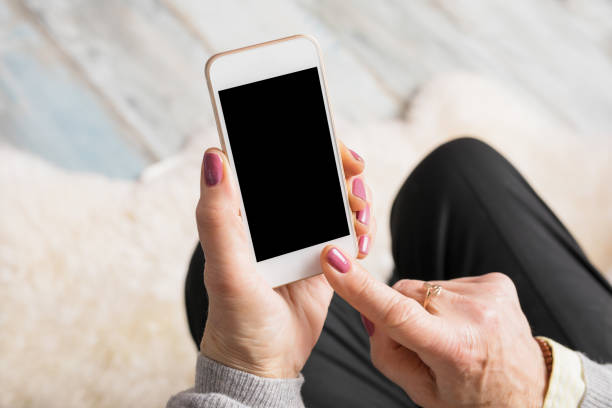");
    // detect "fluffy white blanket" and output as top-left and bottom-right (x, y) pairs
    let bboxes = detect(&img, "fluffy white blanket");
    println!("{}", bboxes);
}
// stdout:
(1, 73), (610, 407)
